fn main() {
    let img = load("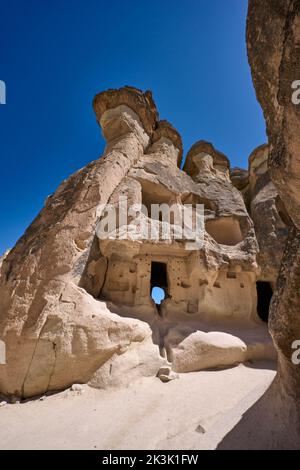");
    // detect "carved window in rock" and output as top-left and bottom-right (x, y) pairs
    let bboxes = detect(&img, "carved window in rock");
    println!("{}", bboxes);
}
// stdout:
(205, 216), (250, 246)
(140, 180), (176, 222)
